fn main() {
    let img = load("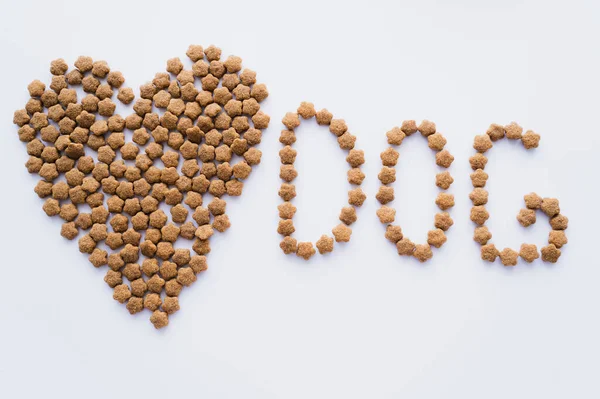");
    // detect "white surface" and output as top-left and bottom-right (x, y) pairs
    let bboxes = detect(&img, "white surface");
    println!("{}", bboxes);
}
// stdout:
(1, 0), (599, 398)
